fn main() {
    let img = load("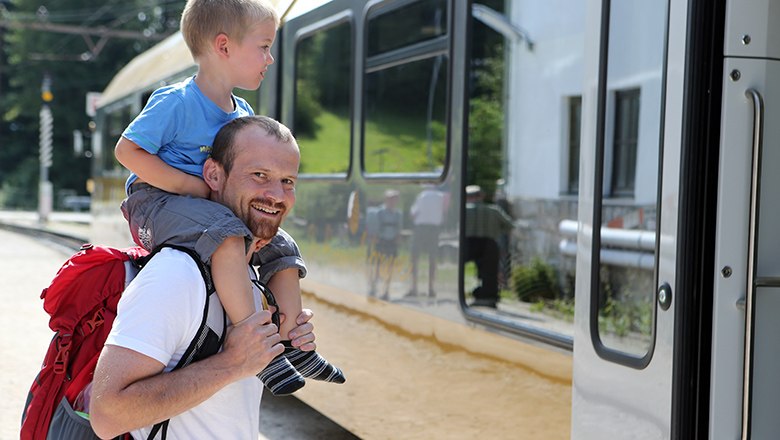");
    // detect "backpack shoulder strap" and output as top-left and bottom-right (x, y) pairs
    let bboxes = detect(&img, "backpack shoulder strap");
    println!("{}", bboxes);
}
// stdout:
(142, 244), (225, 440)
(135, 244), (215, 294)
